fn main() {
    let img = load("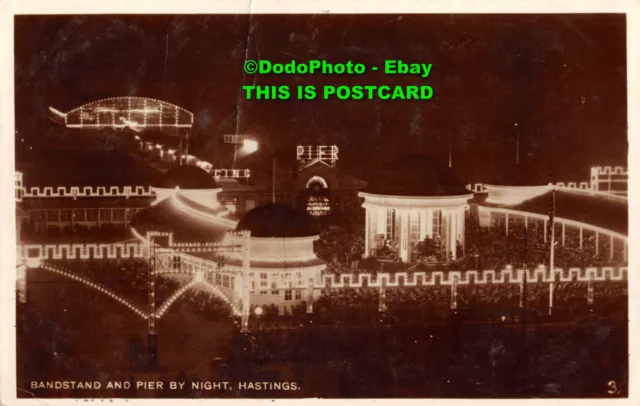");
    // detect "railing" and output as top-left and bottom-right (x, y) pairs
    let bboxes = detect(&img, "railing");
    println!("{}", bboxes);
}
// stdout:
(321, 266), (627, 288)
(19, 243), (147, 260)
(20, 185), (155, 199)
